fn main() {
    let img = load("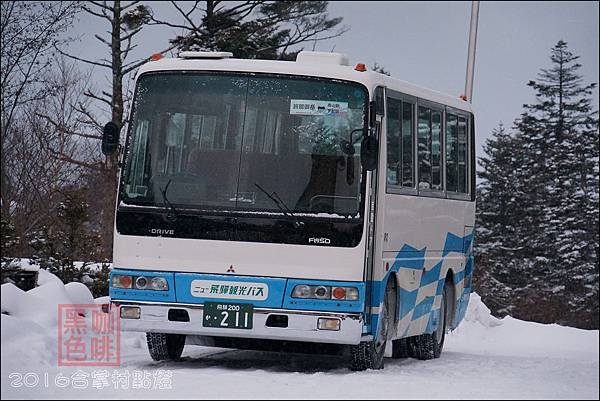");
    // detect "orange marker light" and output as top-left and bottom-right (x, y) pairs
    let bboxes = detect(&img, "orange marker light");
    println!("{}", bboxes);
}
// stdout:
(354, 63), (367, 72)
(150, 53), (163, 61)
(332, 287), (347, 300)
